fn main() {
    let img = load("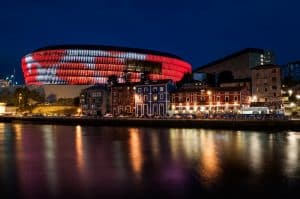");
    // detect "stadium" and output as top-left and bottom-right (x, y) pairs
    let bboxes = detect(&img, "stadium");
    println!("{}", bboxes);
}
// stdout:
(22, 45), (191, 85)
